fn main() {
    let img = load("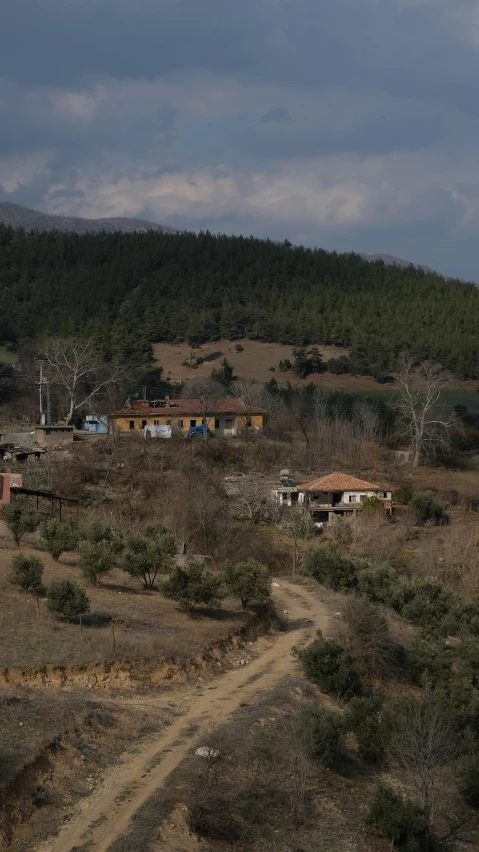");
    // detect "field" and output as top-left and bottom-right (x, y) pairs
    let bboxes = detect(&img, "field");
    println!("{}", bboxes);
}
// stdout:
(153, 339), (479, 405)
(0, 537), (251, 672)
